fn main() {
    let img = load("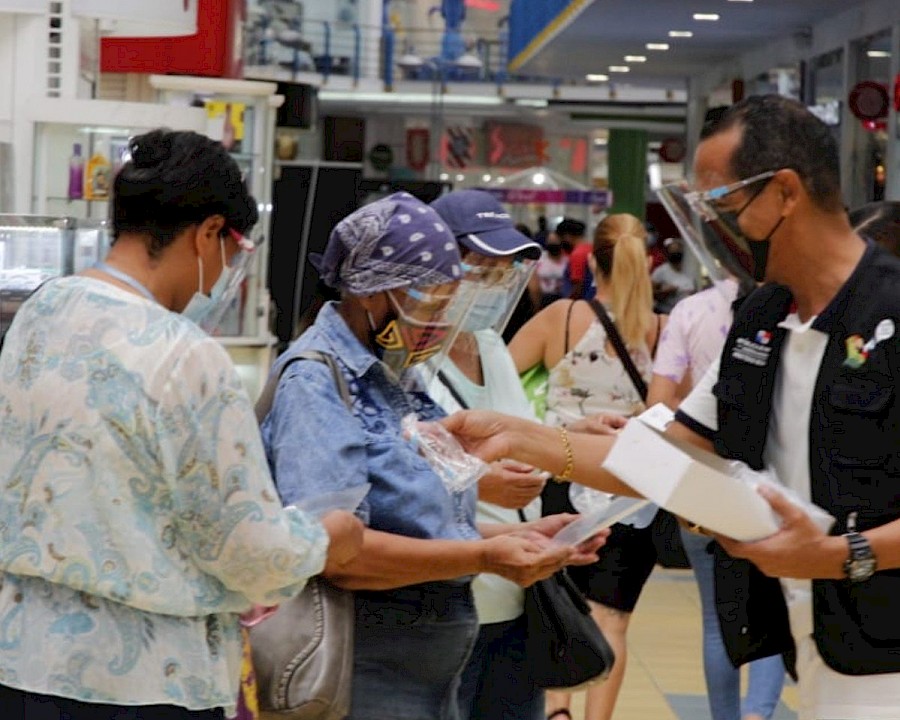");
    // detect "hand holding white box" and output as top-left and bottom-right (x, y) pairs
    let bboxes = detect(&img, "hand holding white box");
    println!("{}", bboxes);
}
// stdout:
(601, 406), (834, 542)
